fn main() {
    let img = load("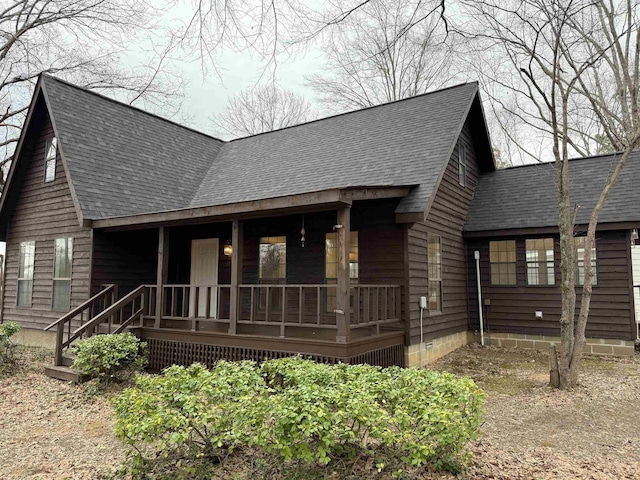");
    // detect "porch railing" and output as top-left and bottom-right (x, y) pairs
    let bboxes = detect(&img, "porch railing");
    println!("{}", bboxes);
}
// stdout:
(146, 283), (402, 336)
